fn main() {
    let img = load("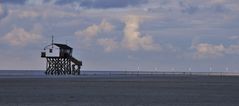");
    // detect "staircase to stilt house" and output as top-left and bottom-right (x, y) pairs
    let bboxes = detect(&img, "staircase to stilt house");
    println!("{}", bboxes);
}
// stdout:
(69, 56), (82, 66)
(69, 56), (82, 75)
